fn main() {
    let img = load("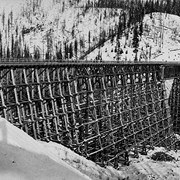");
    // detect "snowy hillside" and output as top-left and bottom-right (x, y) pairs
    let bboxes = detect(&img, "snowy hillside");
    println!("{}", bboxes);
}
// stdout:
(1, 0), (180, 62)
(0, 0), (123, 60)
(143, 13), (180, 62)
(87, 12), (180, 62)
